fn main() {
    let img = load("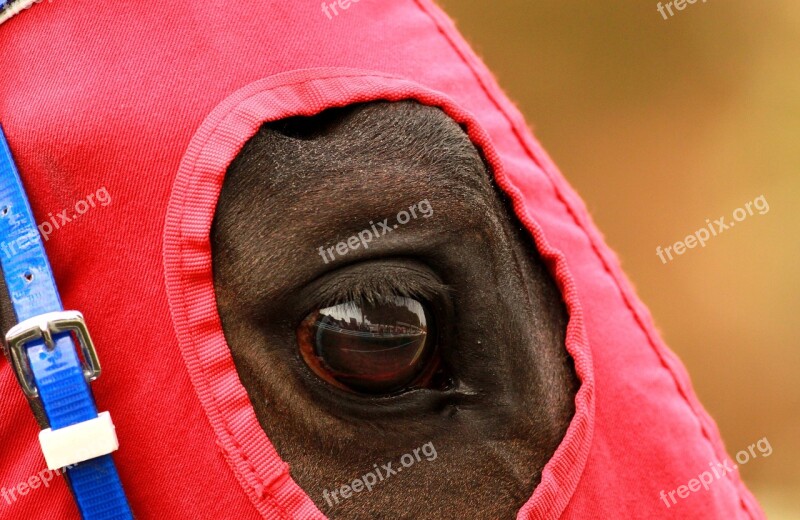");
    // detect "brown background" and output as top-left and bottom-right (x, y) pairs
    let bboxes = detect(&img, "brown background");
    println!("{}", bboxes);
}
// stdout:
(437, 1), (799, 517)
